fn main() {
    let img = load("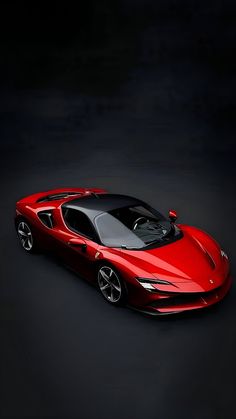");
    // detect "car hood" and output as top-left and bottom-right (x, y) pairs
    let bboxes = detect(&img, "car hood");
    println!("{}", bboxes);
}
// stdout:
(108, 226), (227, 292)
